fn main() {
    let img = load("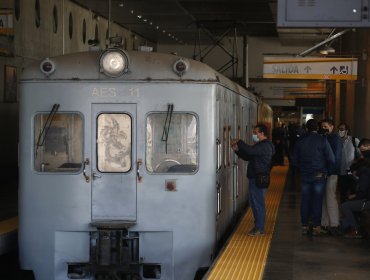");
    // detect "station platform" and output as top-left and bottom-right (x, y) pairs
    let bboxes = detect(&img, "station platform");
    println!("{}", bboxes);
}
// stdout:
(204, 165), (370, 280)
